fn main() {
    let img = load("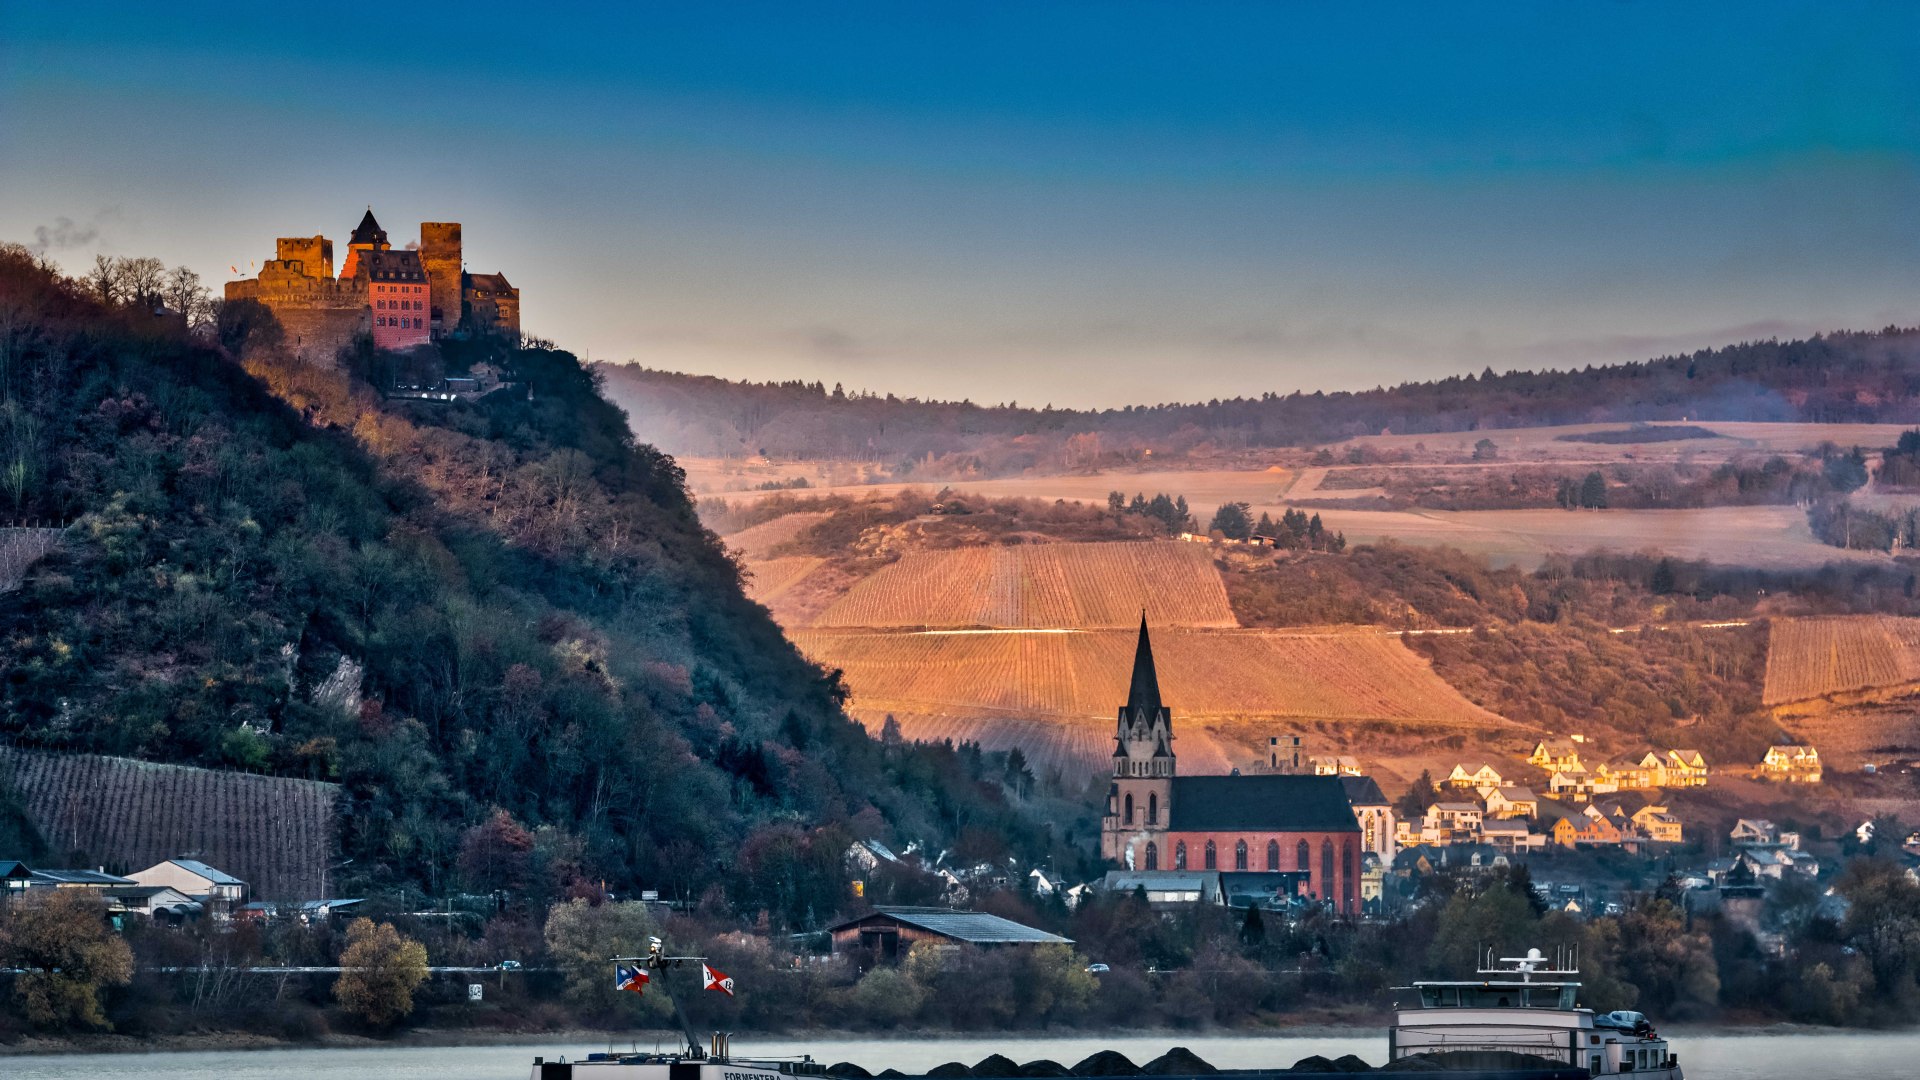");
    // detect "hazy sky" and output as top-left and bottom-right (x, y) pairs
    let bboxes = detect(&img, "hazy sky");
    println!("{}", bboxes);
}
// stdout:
(4, 3), (1918, 407)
